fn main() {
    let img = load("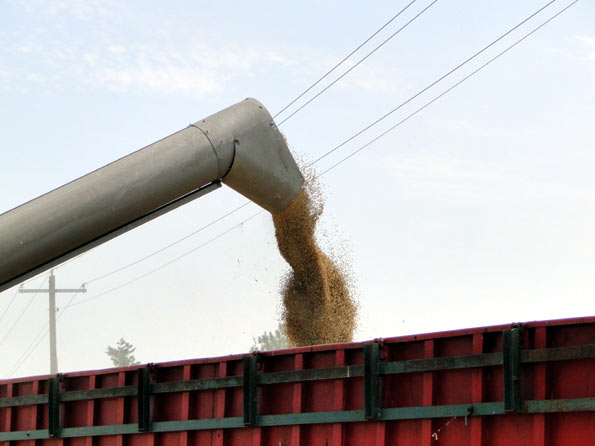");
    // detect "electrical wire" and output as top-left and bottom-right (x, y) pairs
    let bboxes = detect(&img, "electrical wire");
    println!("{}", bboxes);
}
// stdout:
(6, 2), (572, 377)
(319, 0), (578, 176)
(70, 210), (263, 308)
(65, 0), (576, 311)
(84, 201), (251, 285)
(0, 289), (20, 326)
(273, 0), (417, 120)
(7, 291), (80, 378)
(6, 0), (572, 330)
(0, 273), (50, 347)
(14, 3), (420, 286)
(43, 1), (430, 287)
(2, 0), (555, 292)
(6, 323), (48, 378)
(59, 291), (82, 314)
(308, 0), (558, 167)
(276, 0), (440, 126)
(52, 250), (94, 272)
(19, 0), (438, 287)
